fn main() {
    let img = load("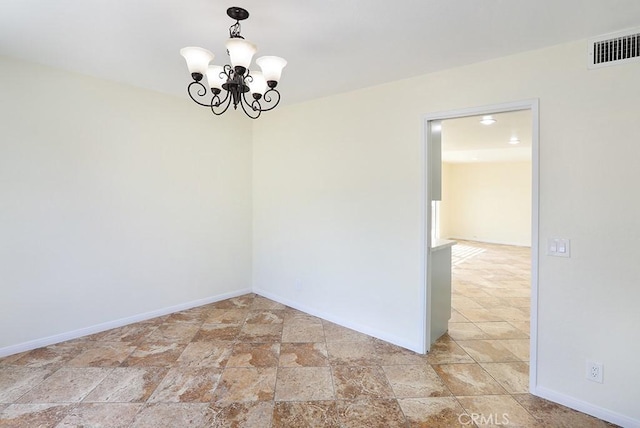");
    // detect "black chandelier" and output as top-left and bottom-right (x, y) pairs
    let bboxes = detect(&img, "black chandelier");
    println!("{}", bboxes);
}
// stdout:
(180, 7), (287, 119)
